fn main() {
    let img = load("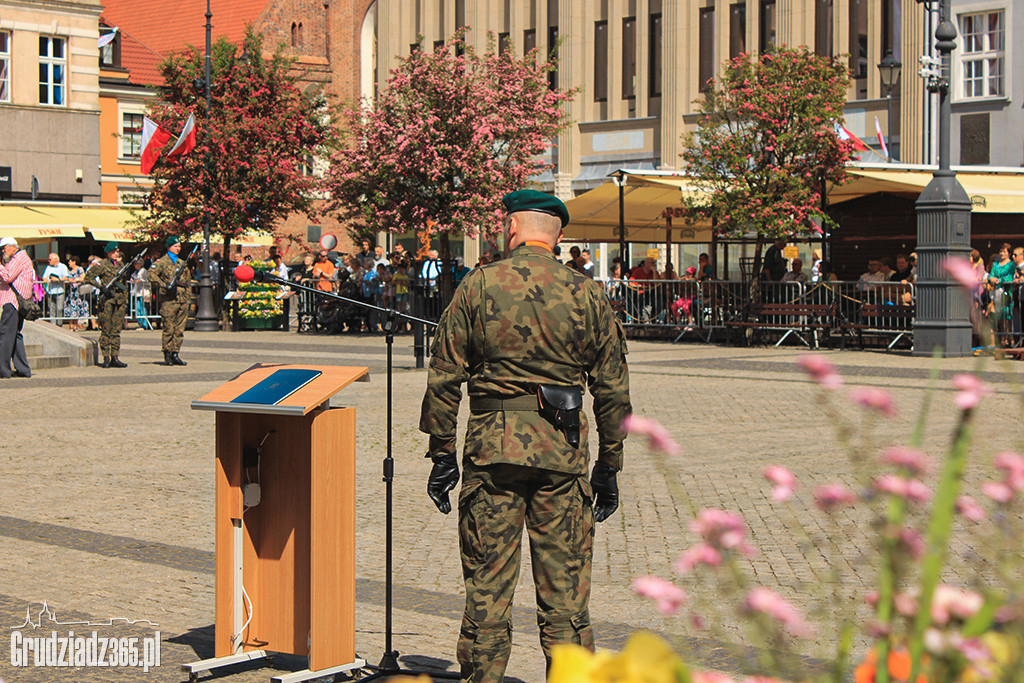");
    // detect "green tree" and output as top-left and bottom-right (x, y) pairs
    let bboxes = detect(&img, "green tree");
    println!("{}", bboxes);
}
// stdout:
(135, 29), (338, 253)
(680, 47), (855, 279)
